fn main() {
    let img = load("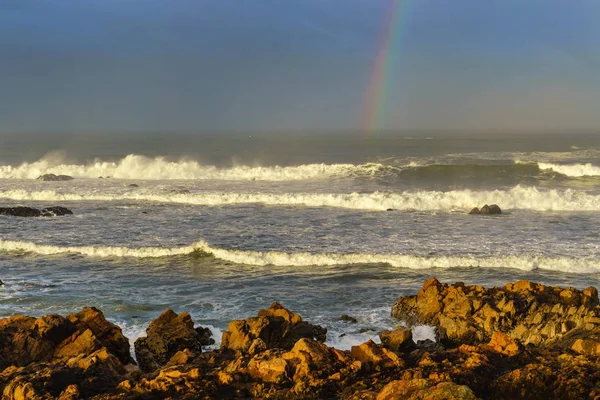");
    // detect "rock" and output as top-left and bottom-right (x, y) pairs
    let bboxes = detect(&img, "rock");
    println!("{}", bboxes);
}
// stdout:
(0, 280), (3, 286)
(0, 206), (73, 217)
(128, 184), (139, 187)
(2, 295), (600, 399)
(350, 340), (403, 371)
(470, 204), (501, 215)
(486, 331), (520, 356)
(134, 309), (210, 372)
(36, 174), (74, 181)
(392, 279), (600, 346)
(340, 314), (358, 323)
(377, 379), (478, 400)
(40, 206), (73, 216)
(480, 204), (501, 214)
(379, 326), (414, 352)
(195, 326), (216, 346)
(66, 307), (133, 365)
(221, 302), (327, 352)
(170, 189), (190, 194)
